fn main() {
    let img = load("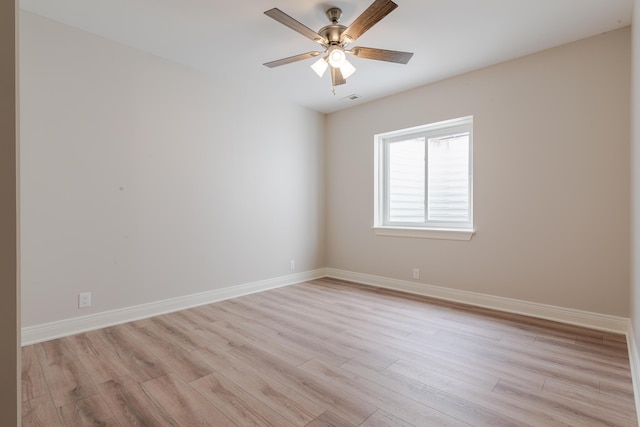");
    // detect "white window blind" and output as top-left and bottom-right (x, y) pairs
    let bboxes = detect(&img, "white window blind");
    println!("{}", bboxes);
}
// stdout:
(427, 133), (470, 222)
(388, 138), (425, 223)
